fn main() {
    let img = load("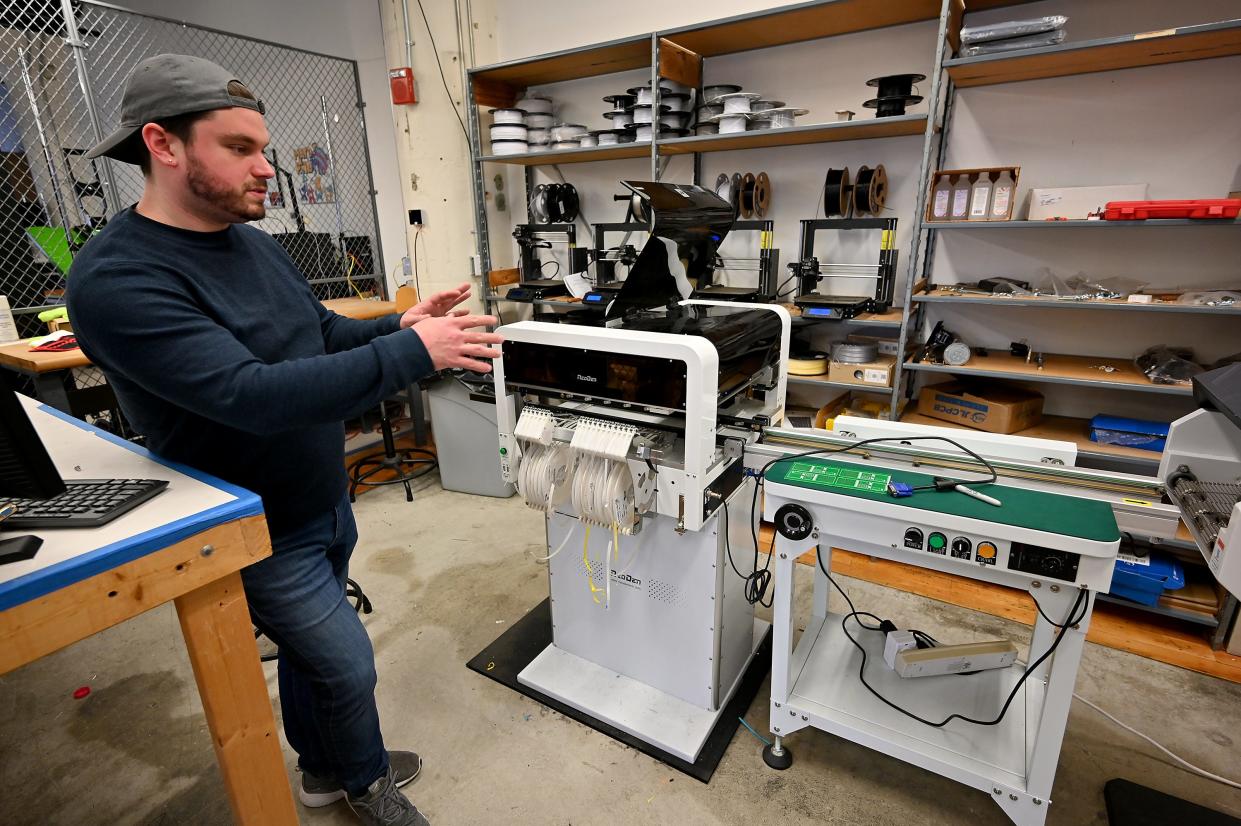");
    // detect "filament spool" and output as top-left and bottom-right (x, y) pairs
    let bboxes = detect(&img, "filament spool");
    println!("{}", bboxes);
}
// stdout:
(754, 171), (772, 218)
(853, 164), (888, 215)
(739, 172), (757, 218)
(863, 73), (925, 118)
(789, 351), (828, 376)
(831, 341), (879, 364)
(824, 167), (851, 217)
